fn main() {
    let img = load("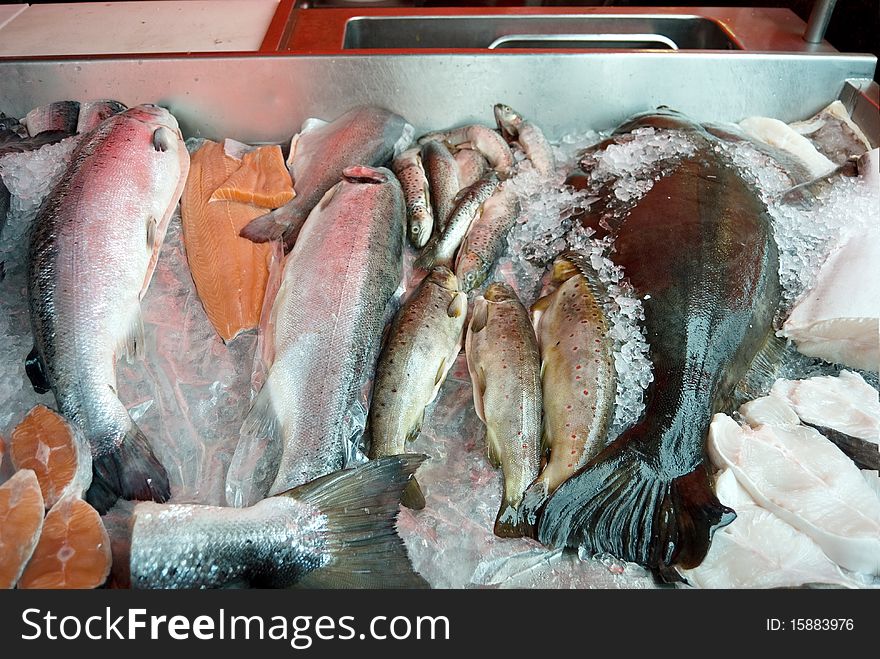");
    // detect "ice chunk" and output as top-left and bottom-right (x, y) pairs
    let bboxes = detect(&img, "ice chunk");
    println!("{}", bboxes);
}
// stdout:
(780, 228), (880, 370)
(739, 116), (836, 178)
(770, 371), (879, 442)
(708, 412), (880, 575)
(679, 469), (860, 589)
